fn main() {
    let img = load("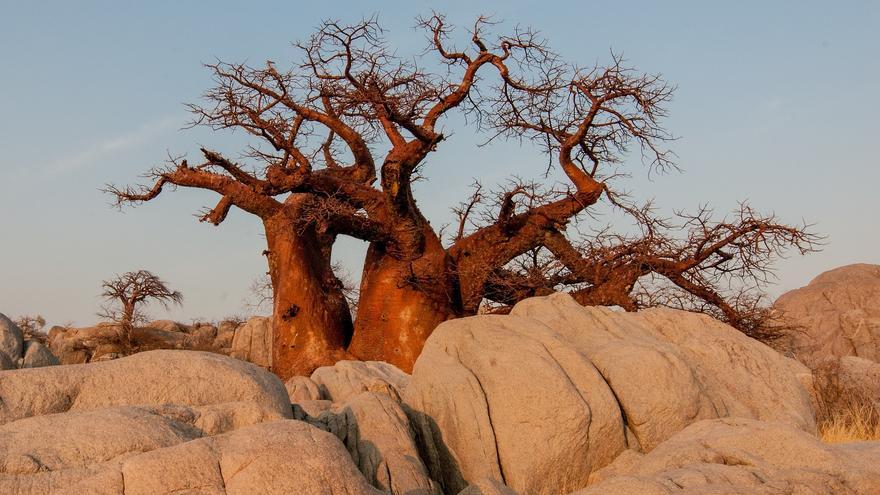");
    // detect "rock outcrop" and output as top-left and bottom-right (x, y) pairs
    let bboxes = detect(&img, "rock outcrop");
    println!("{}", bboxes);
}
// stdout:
(229, 316), (273, 368)
(0, 351), (14, 371)
(812, 355), (880, 413)
(0, 349), (383, 494)
(0, 349), (292, 424)
(405, 293), (816, 495)
(323, 392), (440, 495)
(311, 359), (410, 403)
(0, 313), (59, 369)
(774, 263), (880, 367)
(574, 417), (880, 495)
(0, 410), (381, 494)
(286, 375), (323, 402)
(20, 340), (59, 368)
(113, 420), (383, 495)
(213, 319), (238, 350)
(44, 319), (235, 365)
(288, 378), (438, 495)
(0, 313), (24, 363)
